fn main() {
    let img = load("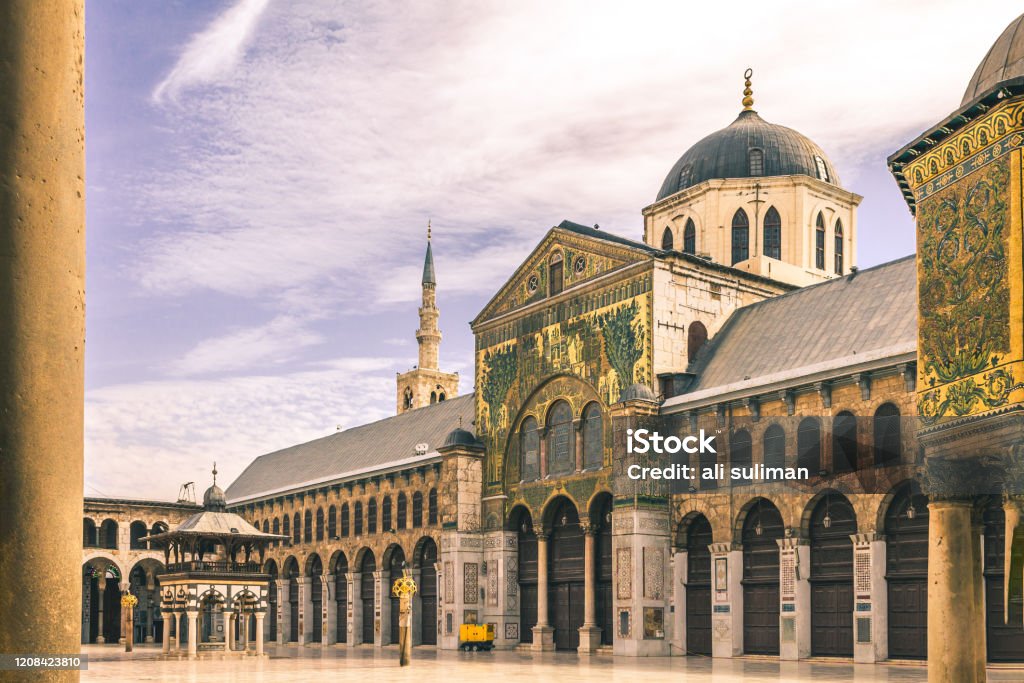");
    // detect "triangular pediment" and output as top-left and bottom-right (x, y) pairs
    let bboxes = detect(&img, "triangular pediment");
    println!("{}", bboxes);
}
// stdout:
(473, 221), (657, 326)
